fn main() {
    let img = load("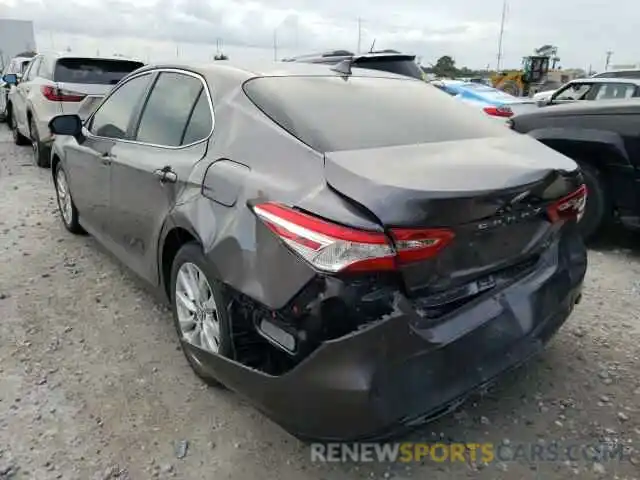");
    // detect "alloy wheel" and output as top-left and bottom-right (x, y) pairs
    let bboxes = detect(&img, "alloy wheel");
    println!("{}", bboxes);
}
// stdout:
(175, 262), (221, 353)
(55, 168), (73, 226)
